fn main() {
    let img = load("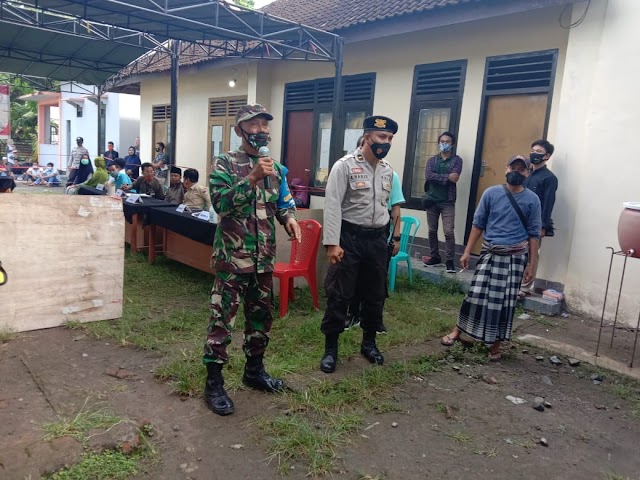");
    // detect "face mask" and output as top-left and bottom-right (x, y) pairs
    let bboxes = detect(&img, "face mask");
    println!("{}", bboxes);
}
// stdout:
(241, 129), (270, 150)
(439, 143), (452, 153)
(110, 171), (118, 178)
(369, 141), (391, 160)
(530, 152), (546, 164)
(506, 171), (526, 186)
(81, 159), (89, 166)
